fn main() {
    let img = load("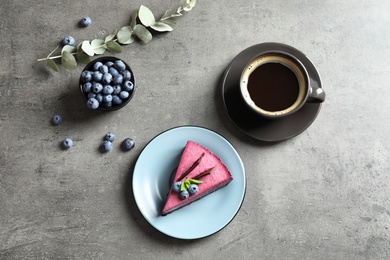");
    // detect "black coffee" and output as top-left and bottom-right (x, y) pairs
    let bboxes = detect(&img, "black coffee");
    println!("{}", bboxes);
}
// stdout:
(247, 62), (300, 112)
